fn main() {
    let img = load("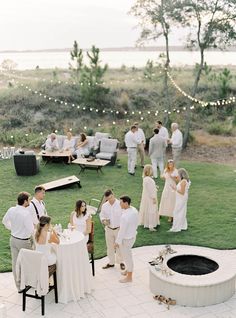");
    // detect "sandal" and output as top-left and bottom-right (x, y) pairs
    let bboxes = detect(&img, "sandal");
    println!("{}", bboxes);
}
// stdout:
(153, 294), (165, 304)
(164, 297), (176, 310)
(167, 298), (176, 306)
